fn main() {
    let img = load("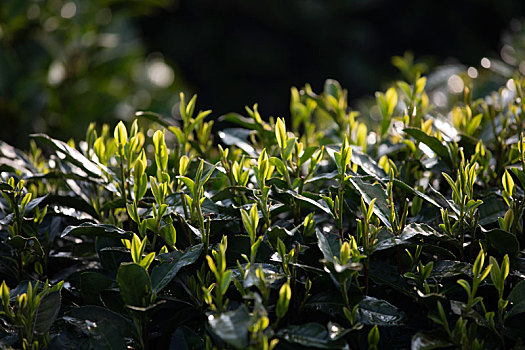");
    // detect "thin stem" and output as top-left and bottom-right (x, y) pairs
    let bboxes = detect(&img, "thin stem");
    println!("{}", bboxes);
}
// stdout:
(338, 177), (345, 240)
(341, 278), (350, 310)
(119, 153), (128, 204)
(180, 192), (190, 221)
